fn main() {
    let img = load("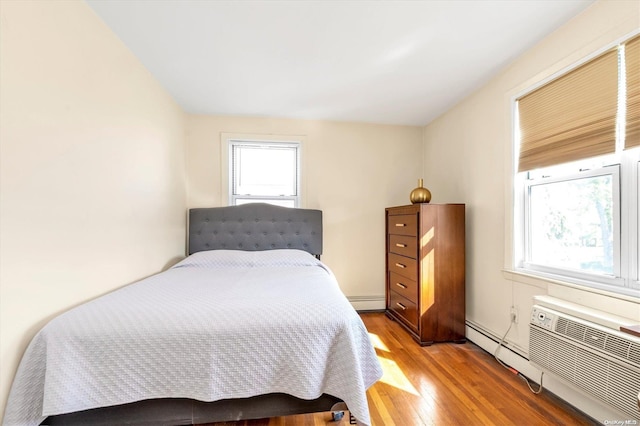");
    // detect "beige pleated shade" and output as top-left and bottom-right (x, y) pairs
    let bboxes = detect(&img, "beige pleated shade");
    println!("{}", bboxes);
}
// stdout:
(518, 48), (618, 172)
(625, 35), (640, 150)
